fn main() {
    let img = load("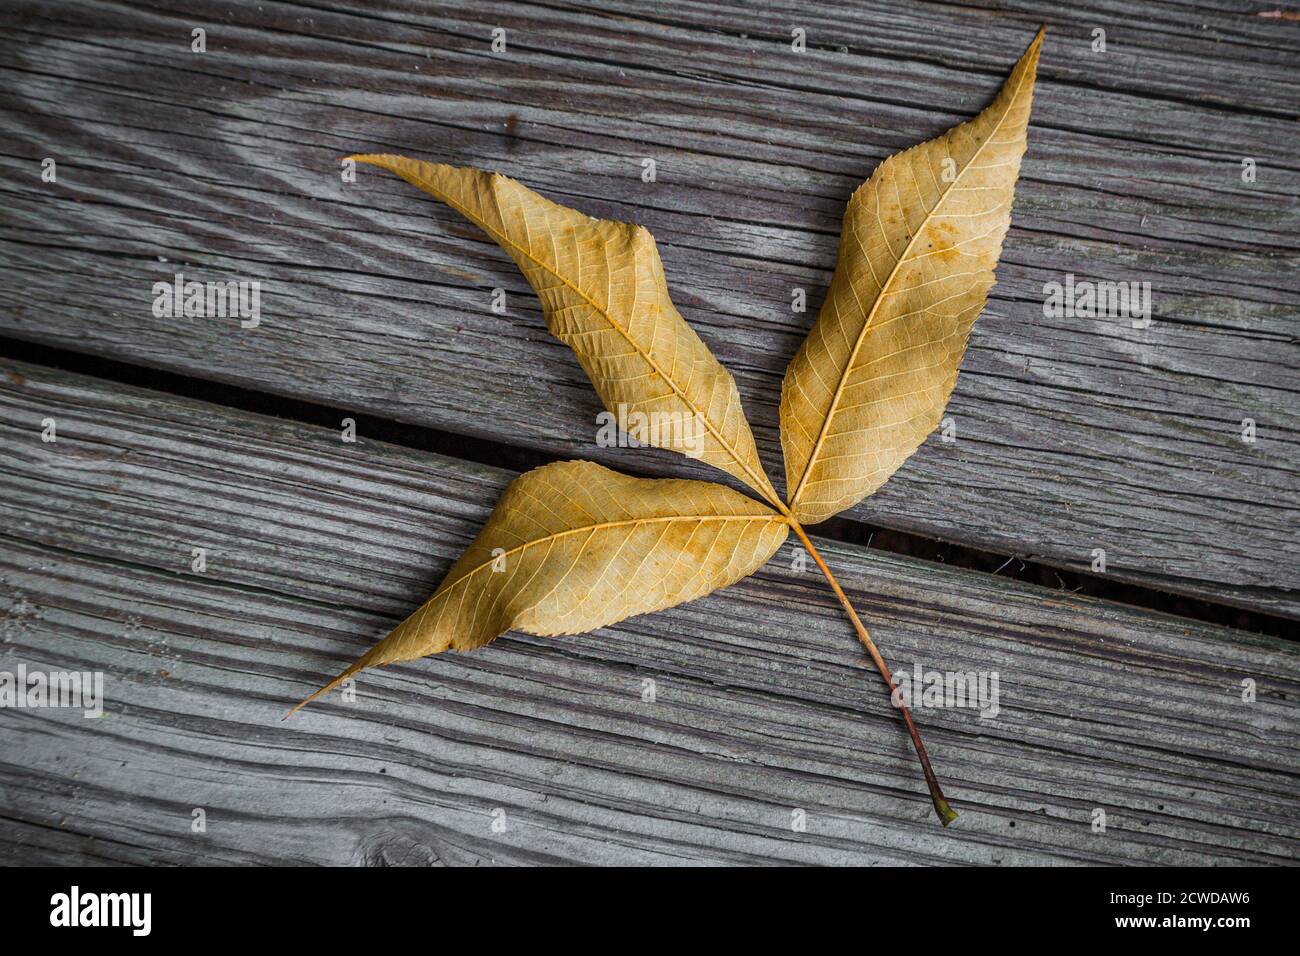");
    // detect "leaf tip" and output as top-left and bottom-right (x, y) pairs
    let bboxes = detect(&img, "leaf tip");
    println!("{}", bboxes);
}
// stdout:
(284, 688), (324, 720)
(344, 153), (393, 169)
(286, 657), (369, 719)
(1023, 25), (1046, 70)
